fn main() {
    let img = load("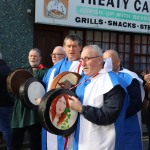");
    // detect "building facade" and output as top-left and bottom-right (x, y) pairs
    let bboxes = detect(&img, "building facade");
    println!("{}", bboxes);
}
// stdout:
(0, 0), (150, 74)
